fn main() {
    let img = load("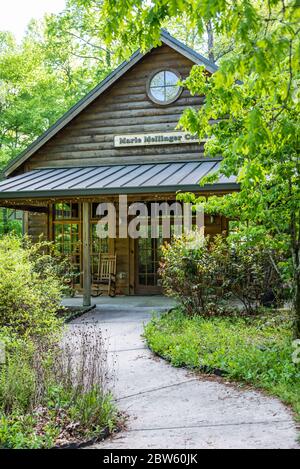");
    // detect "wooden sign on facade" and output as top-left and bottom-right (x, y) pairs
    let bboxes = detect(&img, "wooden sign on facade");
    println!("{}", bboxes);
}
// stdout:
(114, 131), (201, 148)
